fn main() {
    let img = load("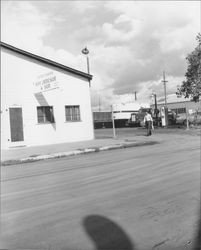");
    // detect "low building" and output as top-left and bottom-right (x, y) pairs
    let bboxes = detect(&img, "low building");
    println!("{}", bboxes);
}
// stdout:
(93, 112), (112, 128)
(112, 102), (150, 127)
(93, 102), (150, 128)
(1, 42), (94, 149)
(151, 98), (201, 115)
